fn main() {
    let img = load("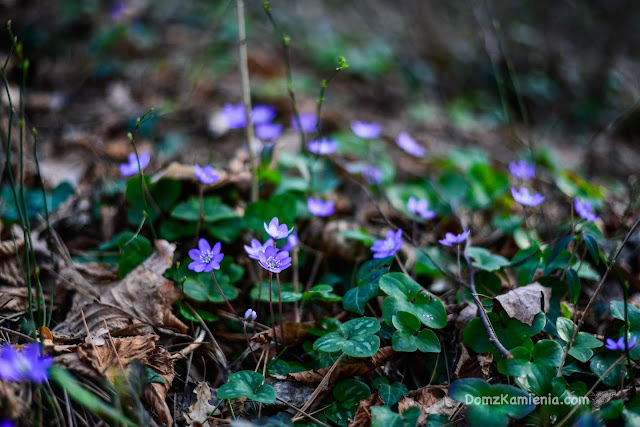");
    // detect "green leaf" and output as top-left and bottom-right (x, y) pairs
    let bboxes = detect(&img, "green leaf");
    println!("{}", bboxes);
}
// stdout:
(341, 317), (381, 337)
(556, 316), (576, 342)
(216, 370), (276, 404)
(467, 247), (510, 272)
(378, 382), (409, 407)
(590, 353), (624, 387)
(343, 334), (381, 357)
(208, 217), (246, 244)
(583, 234), (600, 265)
(159, 219), (196, 240)
(179, 267), (238, 303)
(302, 285), (342, 302)
(333, 379), (370, 404)
(392, 328), (440, 353)
(610, 300), (640, 330)
(546, 235), (575, 267)
(250, 280), (302, 303)
(117, 233), (152, 278)
(343, 258), (392, 314)
(379, 273), (447, 329)
(566, 268), (581, 304)
(371, 406), (421, 427)
(599, 399), (624, 420)
(170, 196), (237, 222)
(244, 192), (299, 234)
(449, 378), (535, 427)
(313, 317), (381, 357)
(313, 332), (346, 353)
(532, 340), (563, 368)
(175, 301), (218, 323)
